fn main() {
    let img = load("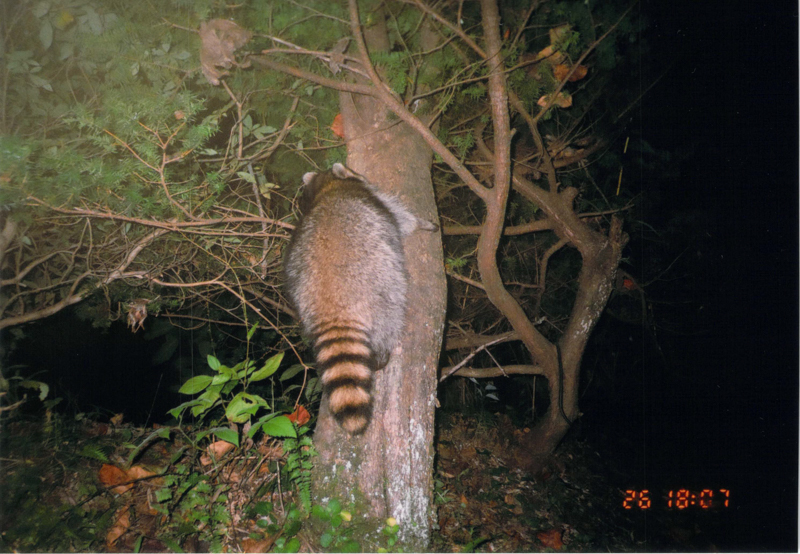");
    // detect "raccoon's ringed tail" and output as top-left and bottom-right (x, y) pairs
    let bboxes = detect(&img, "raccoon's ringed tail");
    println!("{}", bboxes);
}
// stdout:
(315, 326), (375, 435)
